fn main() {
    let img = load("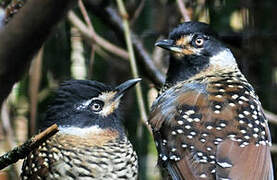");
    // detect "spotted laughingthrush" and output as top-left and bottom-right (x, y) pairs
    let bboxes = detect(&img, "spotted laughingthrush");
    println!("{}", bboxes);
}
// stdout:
(21, 79), (140, 179)
(149, 22), (274, 179)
